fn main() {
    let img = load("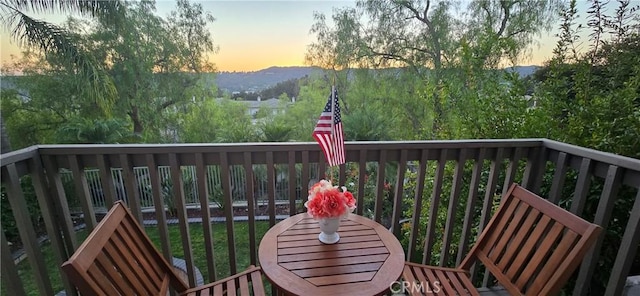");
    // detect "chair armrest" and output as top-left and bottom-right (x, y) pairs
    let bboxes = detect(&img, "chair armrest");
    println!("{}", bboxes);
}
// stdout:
(179, 265), (262, 295)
